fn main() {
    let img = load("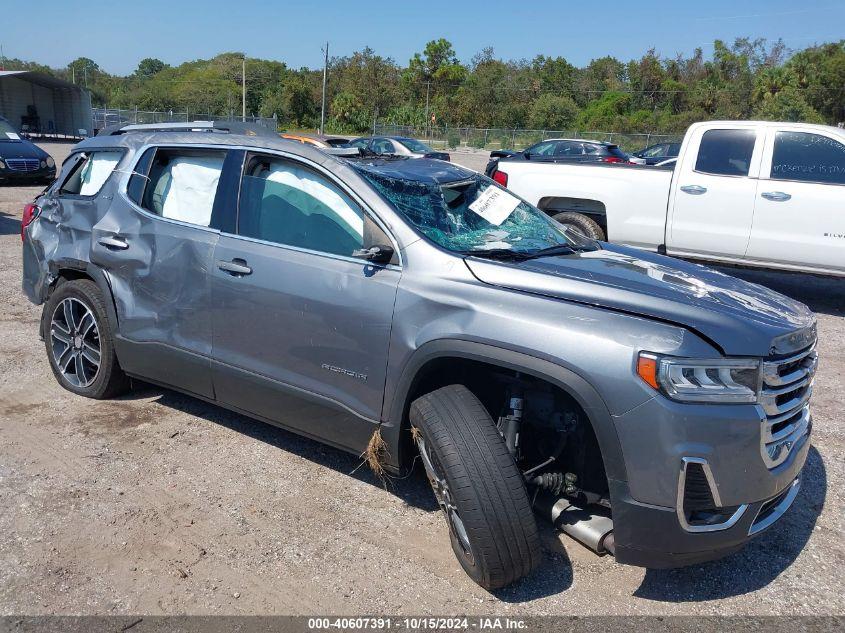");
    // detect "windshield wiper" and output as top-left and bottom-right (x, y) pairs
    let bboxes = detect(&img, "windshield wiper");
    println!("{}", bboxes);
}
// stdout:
(460, 248), (533, 261)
